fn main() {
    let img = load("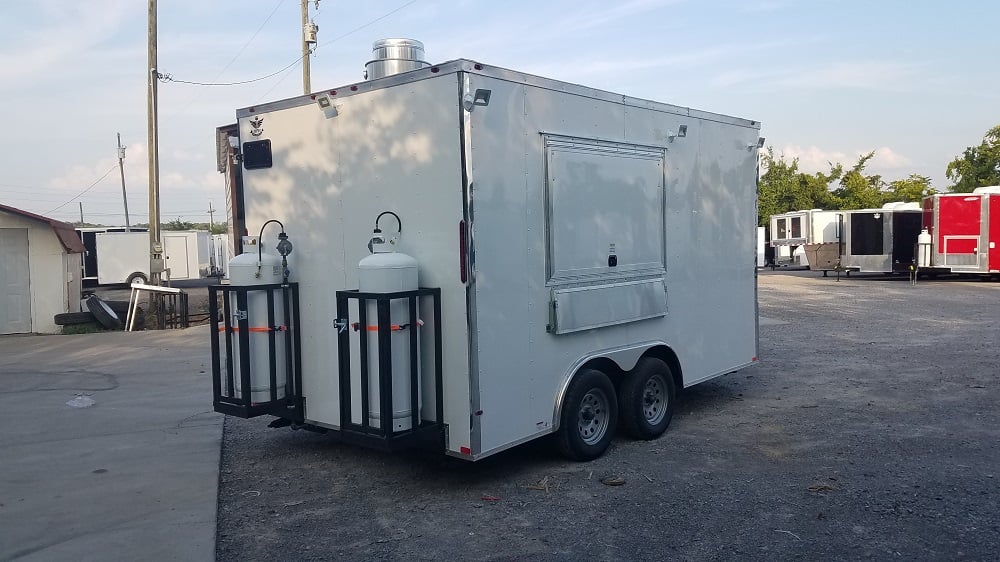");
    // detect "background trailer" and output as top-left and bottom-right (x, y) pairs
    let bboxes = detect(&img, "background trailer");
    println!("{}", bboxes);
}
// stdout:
(921, 187), (1000, 275)
(840, 203), (922, 274)
(212, 47), (761, 462)
(93, 230), (210, 285)
(768, 209), (842, 268)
